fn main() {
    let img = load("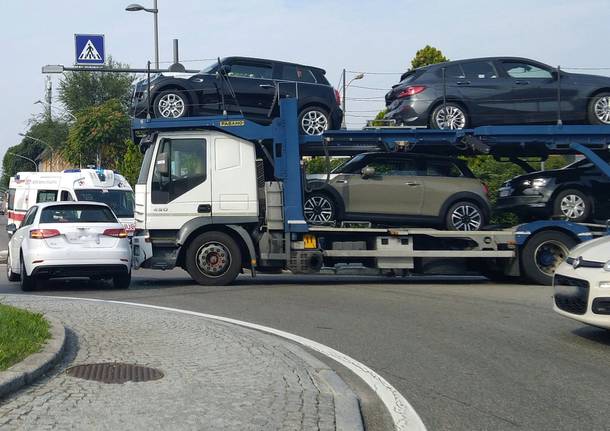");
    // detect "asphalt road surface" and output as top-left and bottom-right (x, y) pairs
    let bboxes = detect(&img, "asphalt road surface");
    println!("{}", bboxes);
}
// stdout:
(1, 220), (609, 430)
